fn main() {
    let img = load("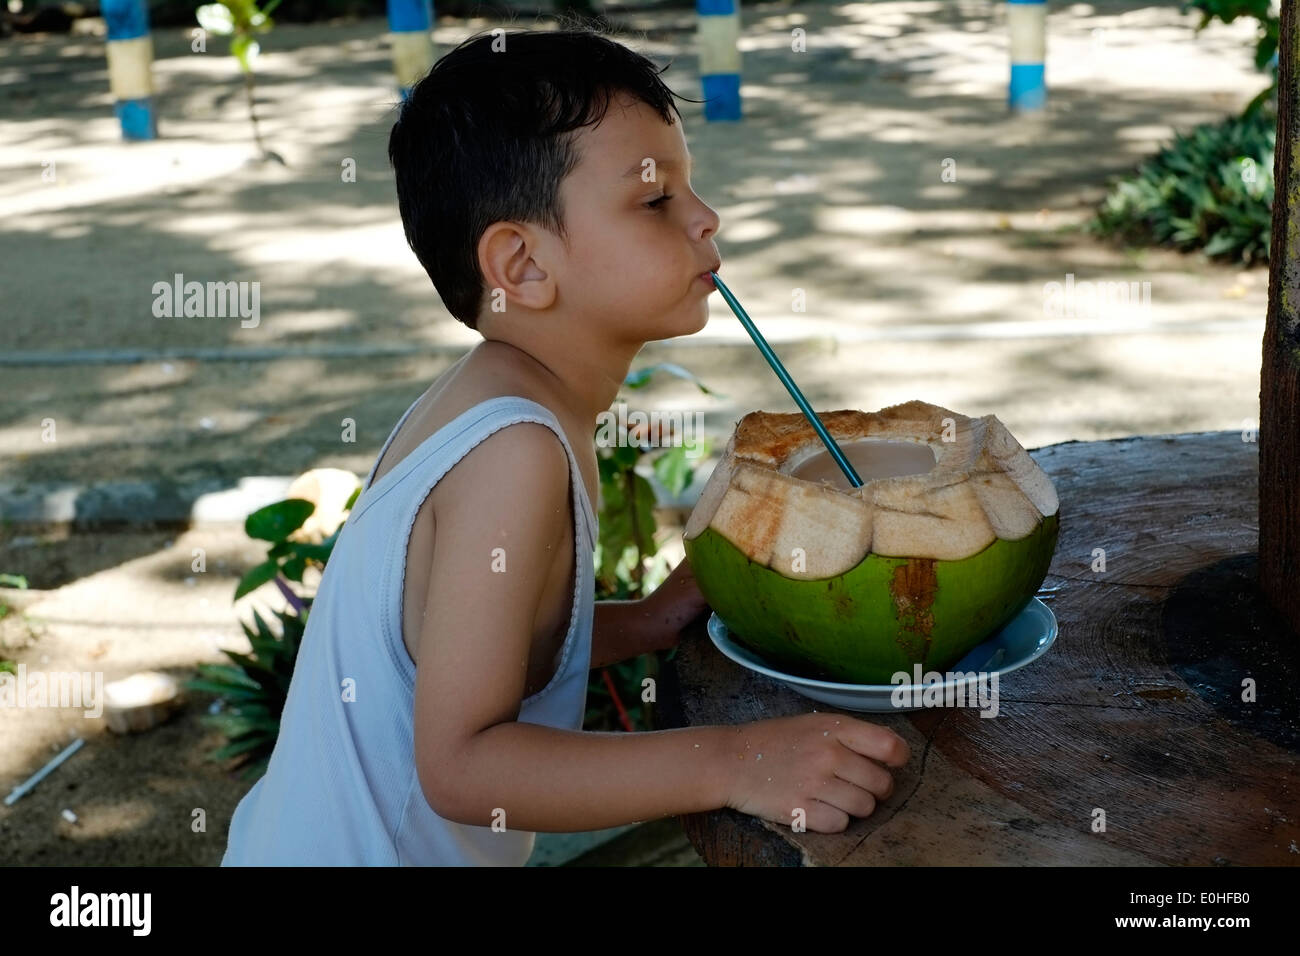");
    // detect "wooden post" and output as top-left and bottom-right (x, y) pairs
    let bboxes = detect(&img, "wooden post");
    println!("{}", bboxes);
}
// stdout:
(697, 0), (742, 122)
(388, 0), (435, 100)
(1007, 0), (1046, 112)
(102, 0), (157, 140)
(1261, 0), (1300, 636)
